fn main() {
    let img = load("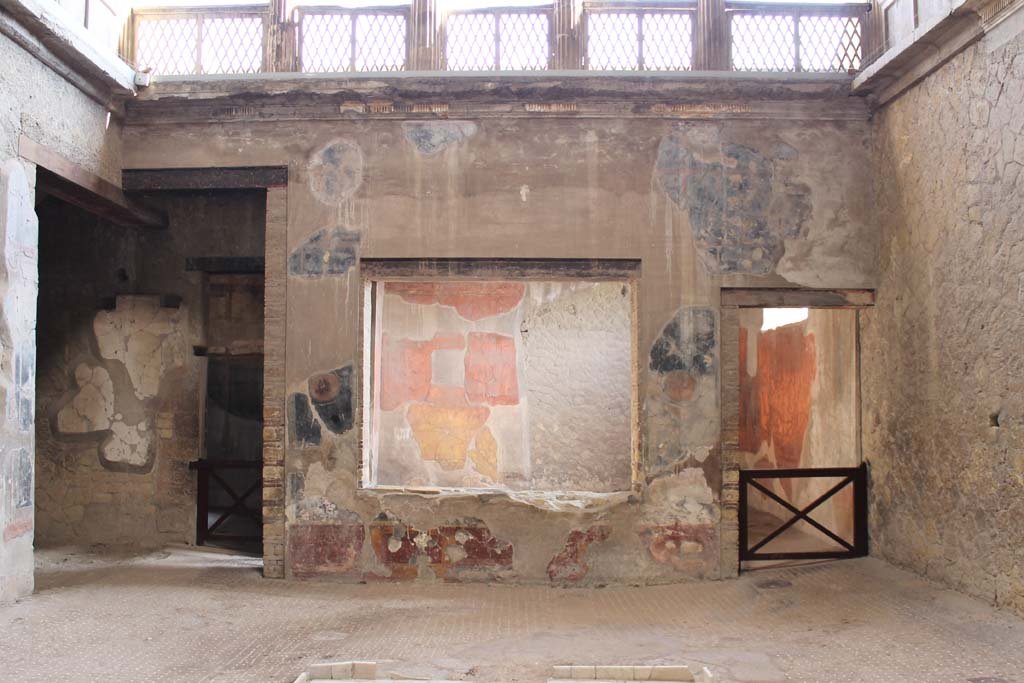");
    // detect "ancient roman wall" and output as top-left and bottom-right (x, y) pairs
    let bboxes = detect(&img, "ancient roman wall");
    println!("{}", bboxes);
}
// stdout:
(33, 191), (265, 547)
(862, 25), (1024, 613)
(122, 80), (876, 584)
(0, 29), (122, 603)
